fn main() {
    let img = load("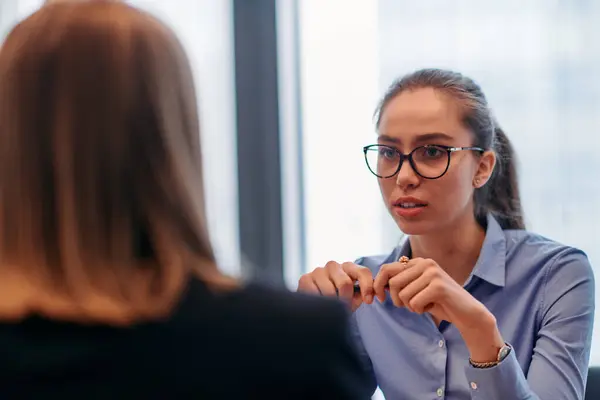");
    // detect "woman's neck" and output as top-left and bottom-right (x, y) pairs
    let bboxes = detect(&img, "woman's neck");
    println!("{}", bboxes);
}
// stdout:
(409, 212), (486, 286)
